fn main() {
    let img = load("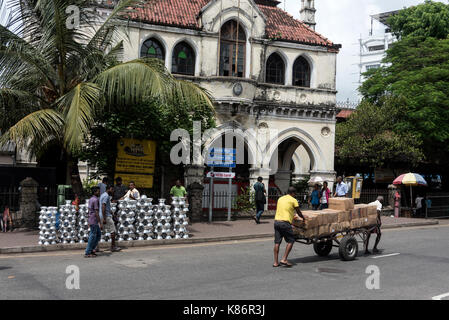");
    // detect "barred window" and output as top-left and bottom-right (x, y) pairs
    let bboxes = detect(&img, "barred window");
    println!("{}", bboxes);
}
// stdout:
(219, 20), (246, 78)
(172, 42), (195, 75)
(141, 38), (165, 60)
(293, 56), (311, 87)
(266, 53), (285, 85)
